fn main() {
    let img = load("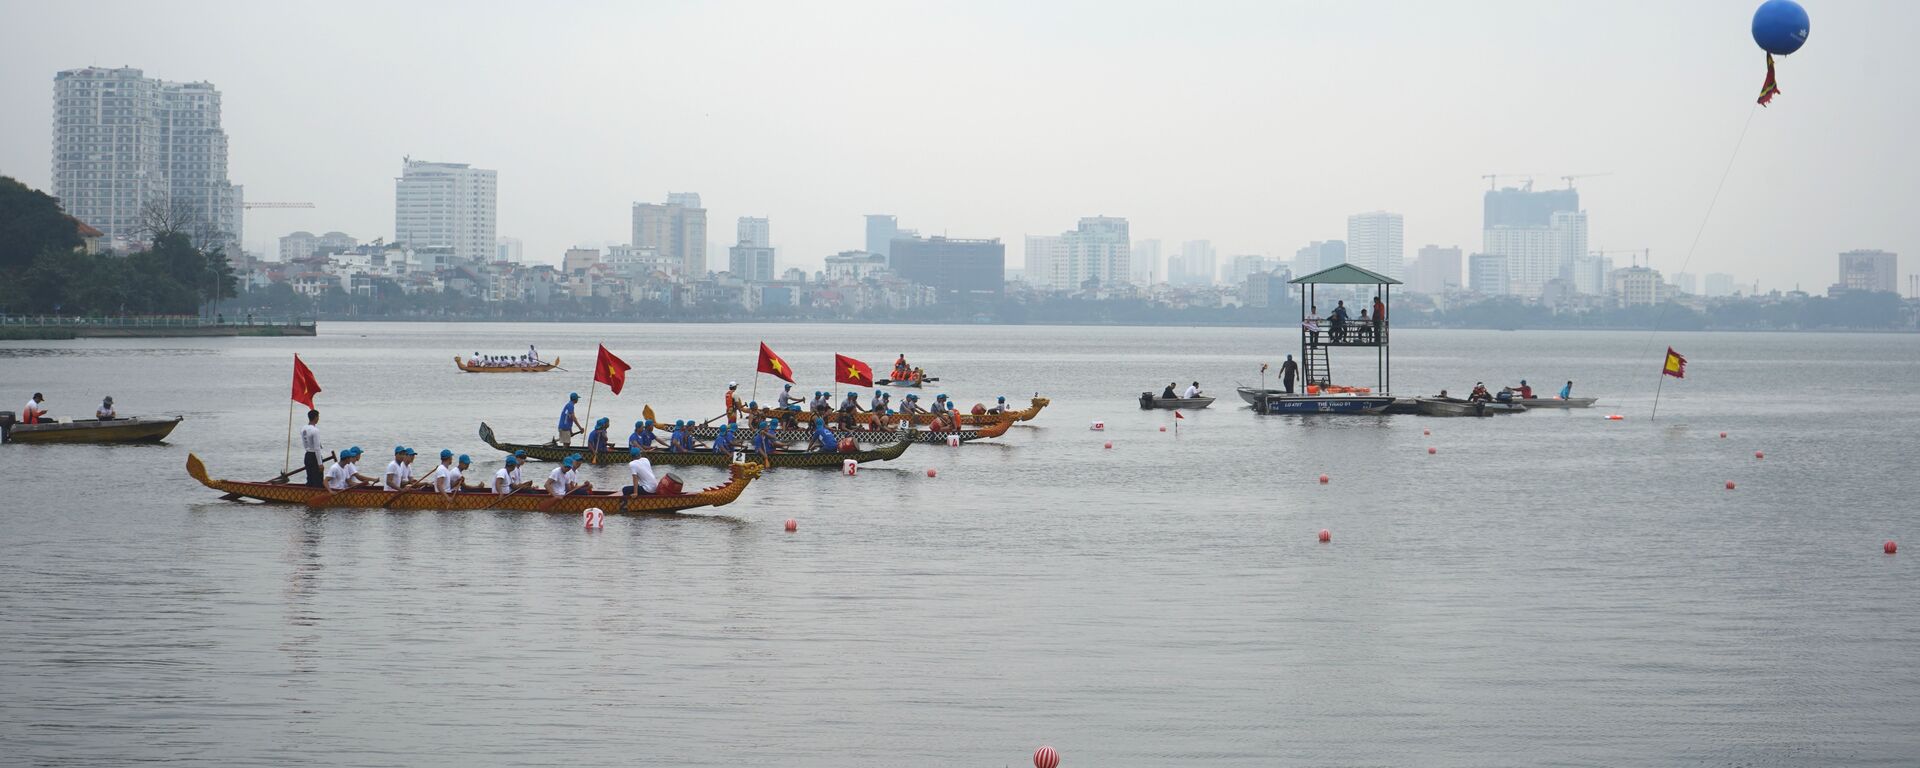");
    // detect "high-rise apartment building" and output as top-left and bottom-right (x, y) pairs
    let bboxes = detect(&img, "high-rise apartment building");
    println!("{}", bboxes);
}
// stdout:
(279, 231), (357, 262)
(737, 216), (770, 248)
(1671, 272), (1698, 295)
(728, 246), (776, 282)
(1835, 250), (1898, 293)
(1468, 253), (1510, 296)
(1227, 254), (1275, 283)
(632, 193), (708, 276)
(889, 236), (1005, 304)
(1131, 238), (1162, 284)
(1609, 266), (1671, 307)
(1294, 240), (1346, 276)
(1481, 186), (1585, 298)
(496, 237), (524, 263)
(1026, 217), (1130, 290)
(865, 215), (898, 259)
(1169, 240), (1217, 287)
(1704, 272), (1737, 298)
(1407, 245), (1463, 294)
(52, 66), (244, 253)
(1346, 211), (1404, 279)
(394, 159), (497, 265)
(1023, 234), (1062, 286)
